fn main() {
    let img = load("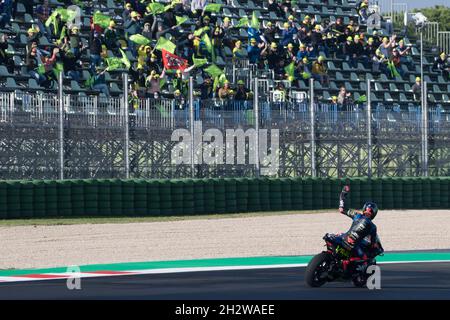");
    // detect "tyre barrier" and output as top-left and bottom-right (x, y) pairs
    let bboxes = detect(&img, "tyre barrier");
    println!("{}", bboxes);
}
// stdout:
(0, 177), (449, 219)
